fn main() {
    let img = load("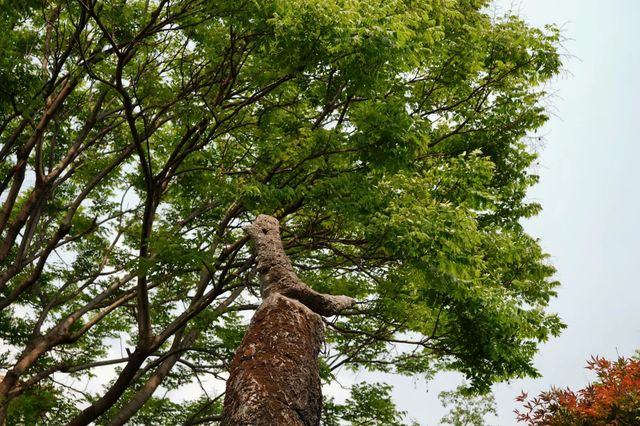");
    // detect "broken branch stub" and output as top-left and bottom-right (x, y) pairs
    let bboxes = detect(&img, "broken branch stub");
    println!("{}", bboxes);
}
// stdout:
(244, 214), (355, 316)
(221, 215), (355, 426)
